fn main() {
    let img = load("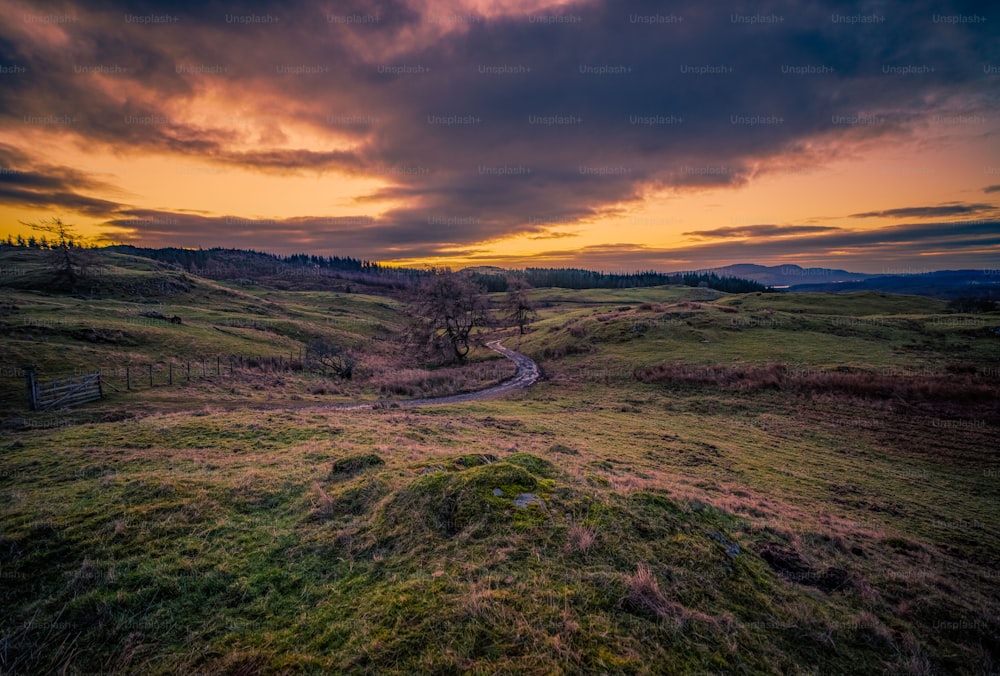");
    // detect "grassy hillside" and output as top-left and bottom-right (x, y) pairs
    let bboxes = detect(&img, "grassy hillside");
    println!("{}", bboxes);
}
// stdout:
(515, 289), (998, 374)
(0, 249), (510, 417)
(2, 255), (998, 673)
